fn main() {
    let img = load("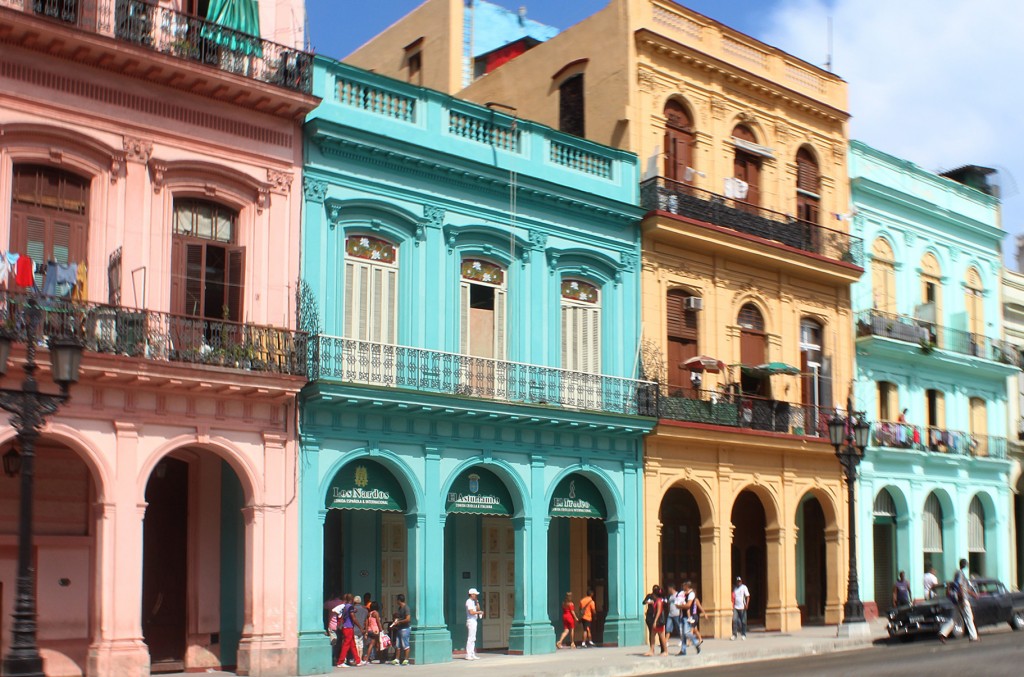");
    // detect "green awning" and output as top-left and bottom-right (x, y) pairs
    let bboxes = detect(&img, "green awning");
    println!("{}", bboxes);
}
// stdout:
(446, 466), (513, 516)
(550, 474), (606, 520)
(203, 0), (263, 55)
(325, 459), (406, 512)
